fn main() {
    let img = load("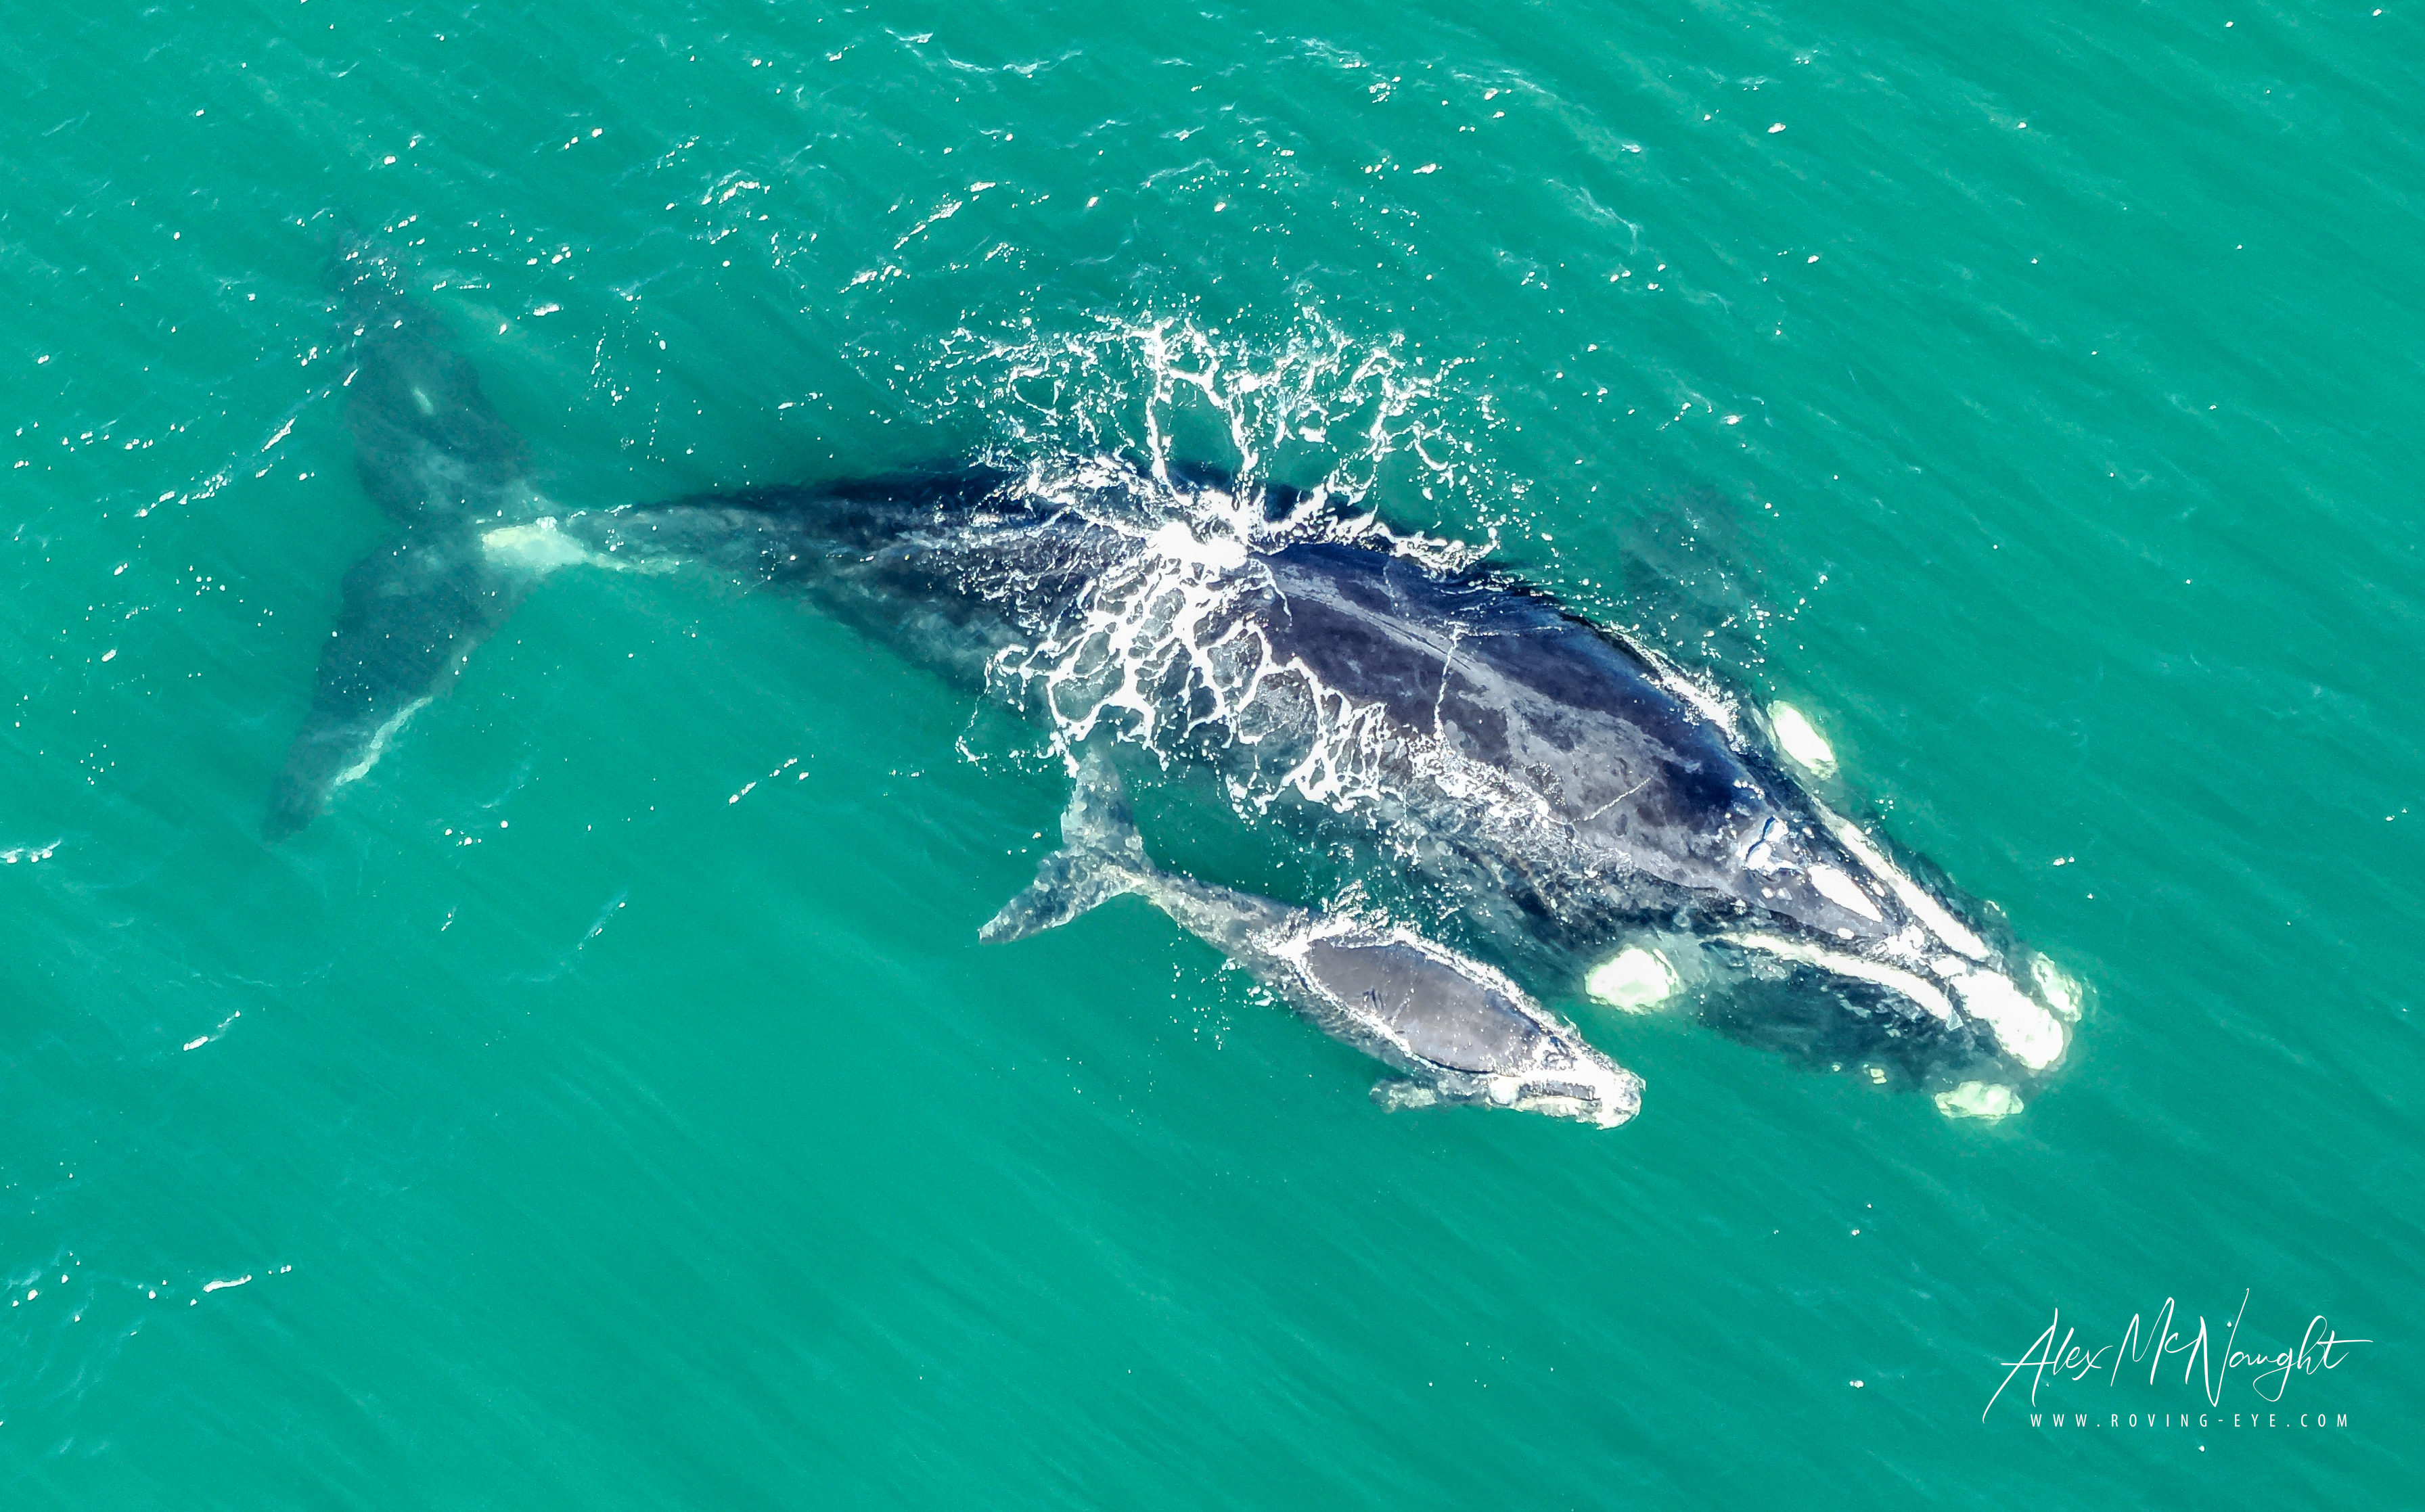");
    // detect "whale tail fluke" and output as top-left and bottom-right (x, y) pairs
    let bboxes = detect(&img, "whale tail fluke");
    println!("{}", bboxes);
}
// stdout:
(264, 532), (530, 840)
(979, 751), (1154, 943)
(265, 236), (549, 841)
